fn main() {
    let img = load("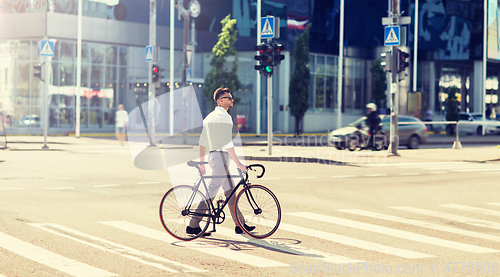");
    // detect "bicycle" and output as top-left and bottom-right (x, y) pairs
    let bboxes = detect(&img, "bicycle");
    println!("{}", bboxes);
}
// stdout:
(159, 161), (281, 241)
